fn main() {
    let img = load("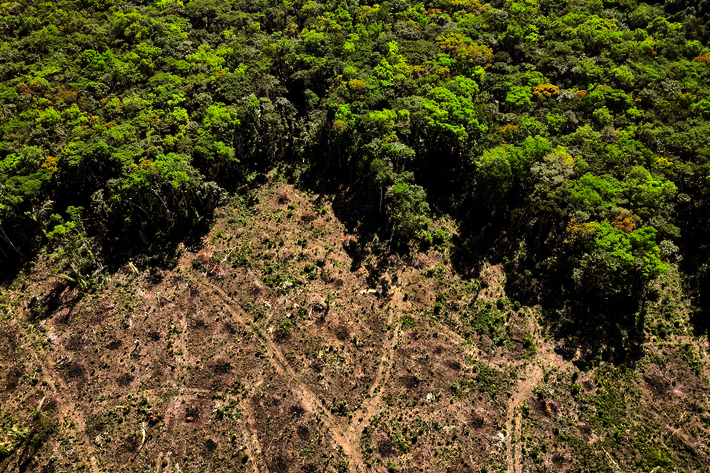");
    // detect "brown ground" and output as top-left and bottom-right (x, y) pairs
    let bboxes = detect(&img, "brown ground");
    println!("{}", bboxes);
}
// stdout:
(0, 182), (708, 472)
